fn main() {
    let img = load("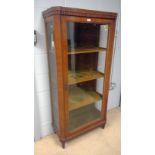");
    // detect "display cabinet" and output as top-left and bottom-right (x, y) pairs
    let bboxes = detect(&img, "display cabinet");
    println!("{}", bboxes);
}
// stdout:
(43, 6), (117, 148)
